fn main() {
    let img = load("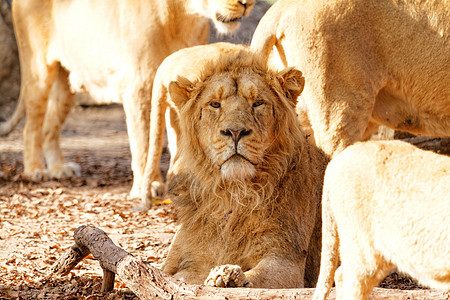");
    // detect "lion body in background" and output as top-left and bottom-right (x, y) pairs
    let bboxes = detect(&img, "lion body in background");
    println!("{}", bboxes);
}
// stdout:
(3, 0), (254, 198)
(161, 50), (328, 288)
(251, 0), (450, 157)
(314, 140), (450, 300)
